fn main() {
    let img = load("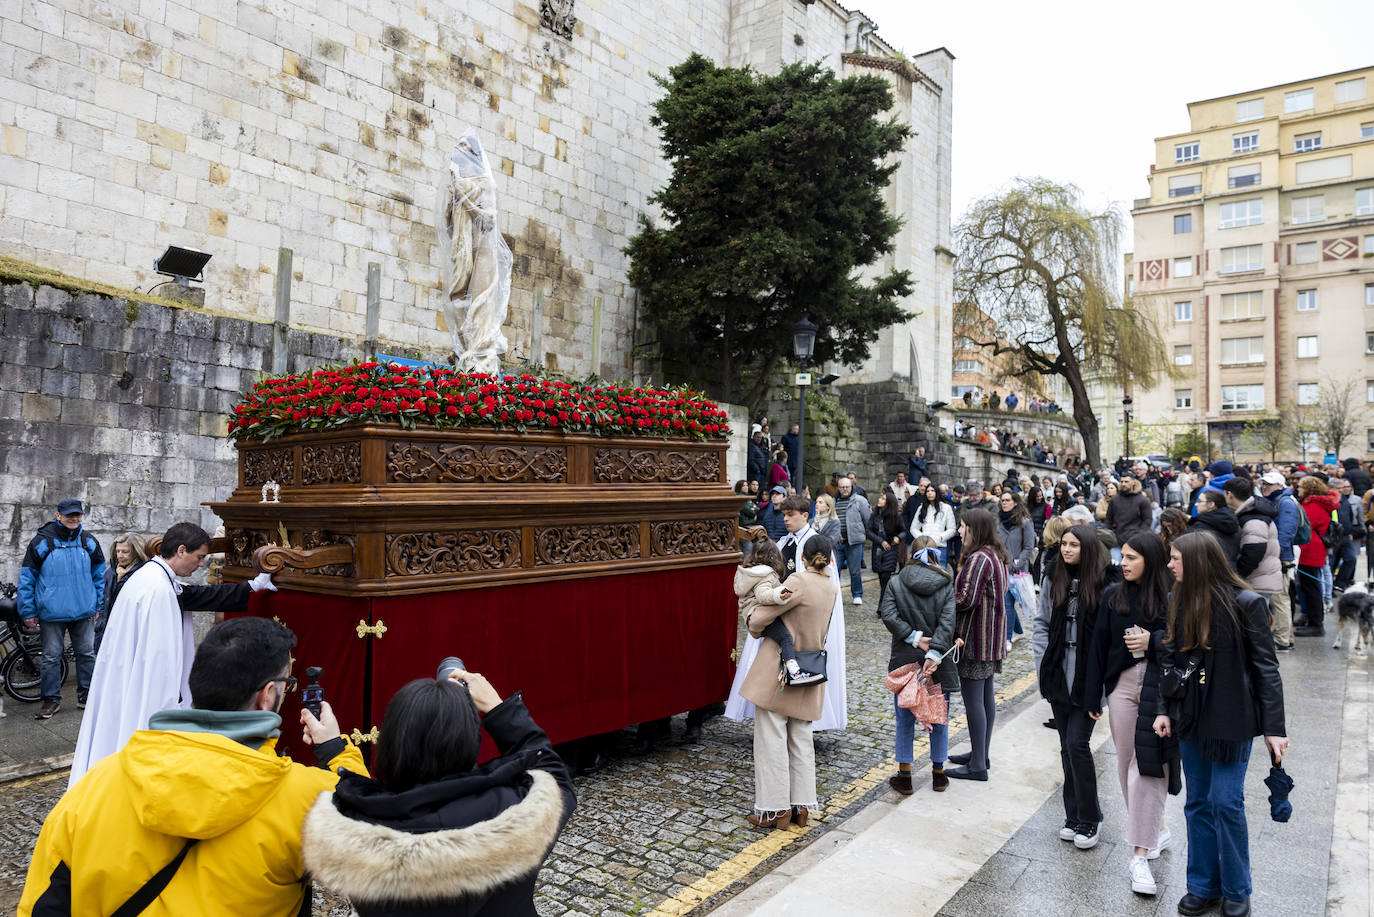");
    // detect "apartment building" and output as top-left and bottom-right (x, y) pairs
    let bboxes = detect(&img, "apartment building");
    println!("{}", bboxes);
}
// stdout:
(1130, 67), (1374, 460)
